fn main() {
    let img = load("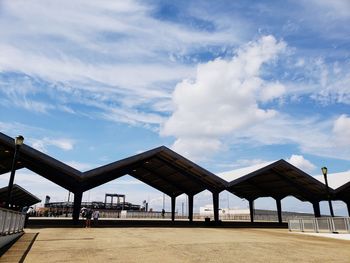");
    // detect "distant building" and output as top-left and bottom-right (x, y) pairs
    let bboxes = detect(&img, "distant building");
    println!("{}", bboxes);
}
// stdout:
(199, 204), (315, 221)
